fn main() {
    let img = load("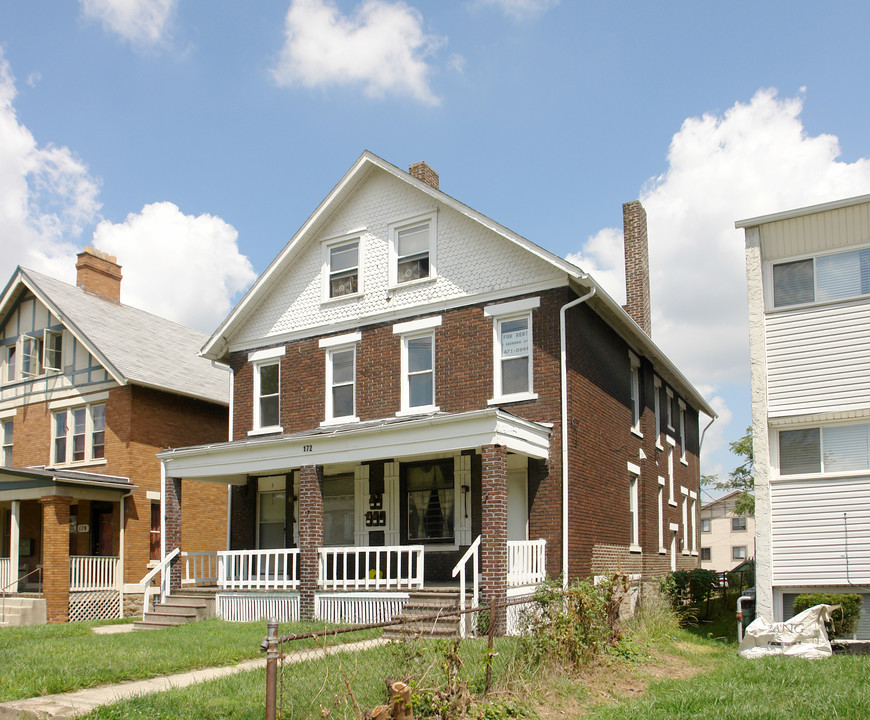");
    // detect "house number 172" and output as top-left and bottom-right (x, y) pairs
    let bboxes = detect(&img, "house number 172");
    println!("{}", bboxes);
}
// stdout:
(302, 444), (313, 452)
